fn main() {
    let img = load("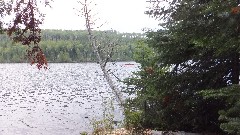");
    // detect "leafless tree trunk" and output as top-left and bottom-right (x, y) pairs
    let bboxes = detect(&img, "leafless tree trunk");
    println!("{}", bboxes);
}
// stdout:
(78, 0), (124, 106)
